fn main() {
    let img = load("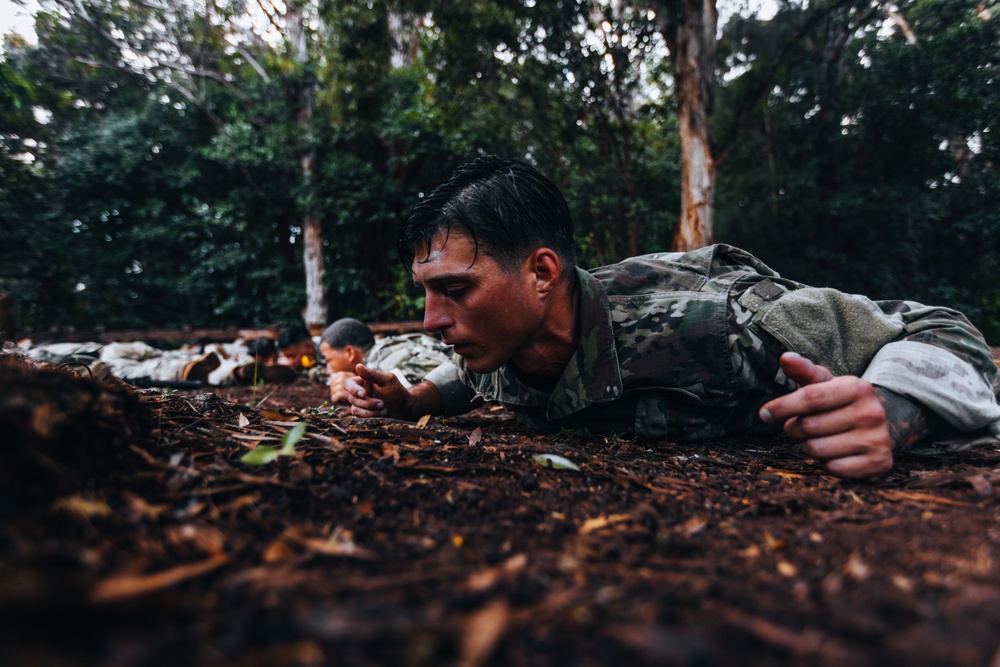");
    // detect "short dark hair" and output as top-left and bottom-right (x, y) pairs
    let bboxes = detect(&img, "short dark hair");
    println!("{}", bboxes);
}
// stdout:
(278, 324), (311, 351)
(398, 156), (577, 277)
(246, 337), (278, 359)
(320, 318), (375, 351)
